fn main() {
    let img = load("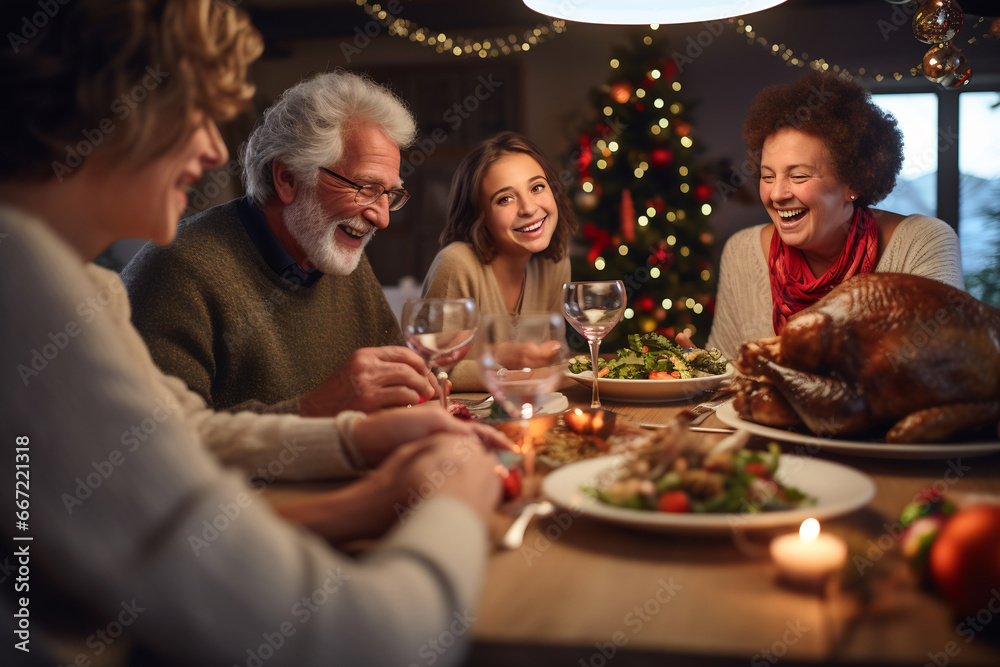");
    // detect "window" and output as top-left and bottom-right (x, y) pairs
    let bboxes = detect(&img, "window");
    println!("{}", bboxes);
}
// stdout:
(872, 88), (1000, 303)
